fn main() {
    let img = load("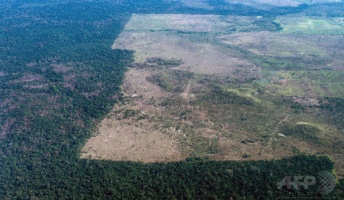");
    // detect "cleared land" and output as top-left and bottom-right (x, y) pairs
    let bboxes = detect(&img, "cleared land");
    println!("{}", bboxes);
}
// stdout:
(277, 16), (344, 35)
(80, 66), (311, 162)
(81, 14), (344, 176)
(81, 67), (183, 162)
(217, 31), (326, 57)
(217, 31), (344, 98)
(112, 14), (260, 77)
